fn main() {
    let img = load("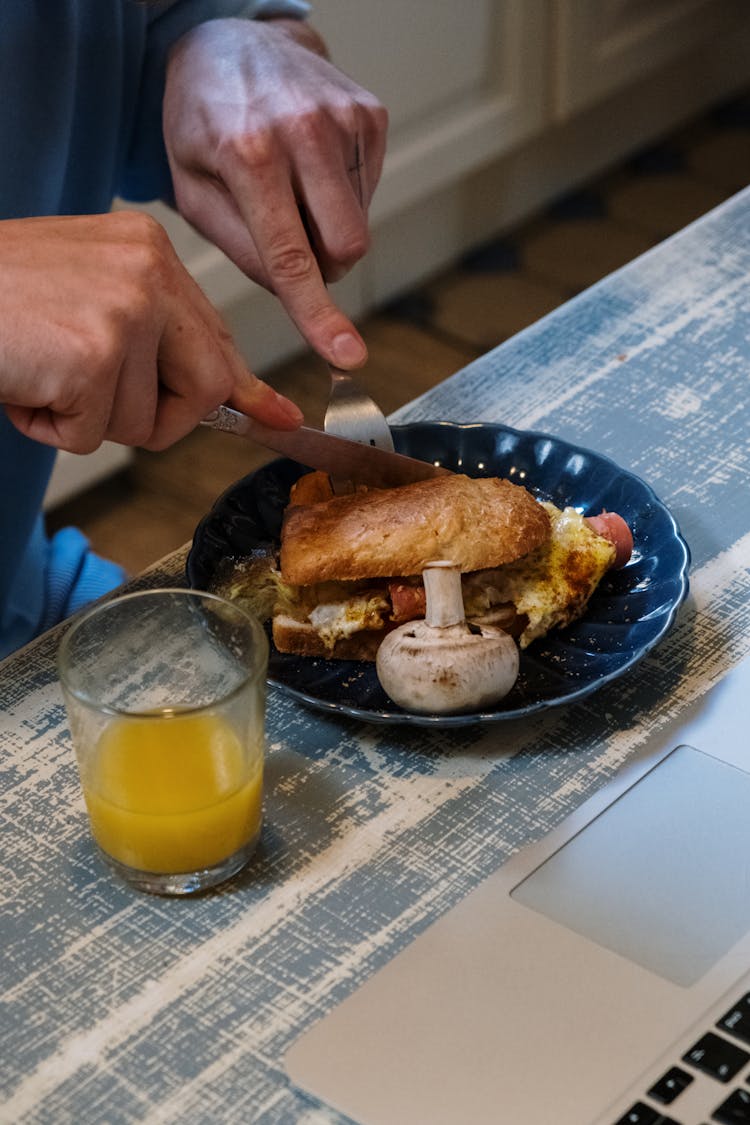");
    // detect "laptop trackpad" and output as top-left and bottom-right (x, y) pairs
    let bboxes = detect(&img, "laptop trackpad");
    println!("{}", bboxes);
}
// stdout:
(511, 744), (750, 987)
(285, 746), (750, 1124)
